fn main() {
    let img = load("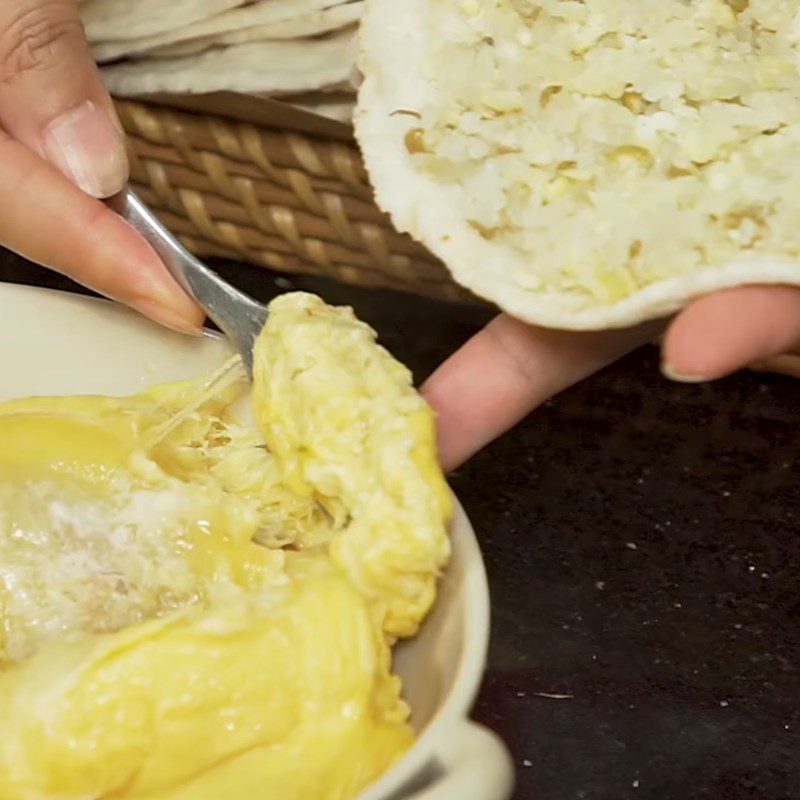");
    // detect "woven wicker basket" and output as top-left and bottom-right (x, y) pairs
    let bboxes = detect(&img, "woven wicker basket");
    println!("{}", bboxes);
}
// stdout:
(116, 97), (474, 304)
